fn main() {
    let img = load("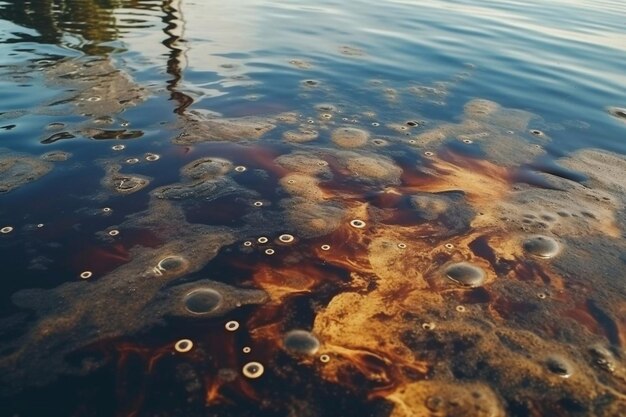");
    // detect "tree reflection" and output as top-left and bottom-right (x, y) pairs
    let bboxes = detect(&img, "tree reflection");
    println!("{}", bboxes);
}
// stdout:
(0, 0), (130, 54)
